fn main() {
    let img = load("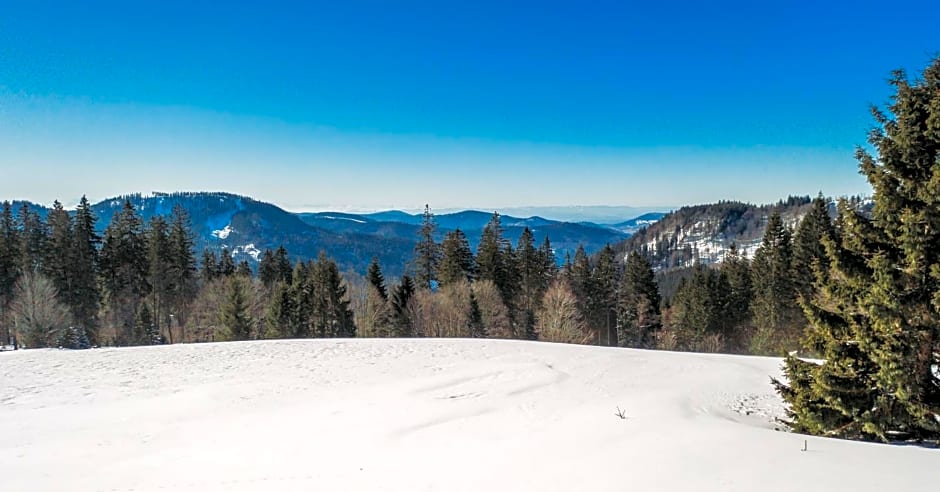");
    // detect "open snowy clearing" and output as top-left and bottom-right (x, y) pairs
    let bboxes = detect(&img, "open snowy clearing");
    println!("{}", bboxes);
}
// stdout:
(1, 339), (937, 491)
